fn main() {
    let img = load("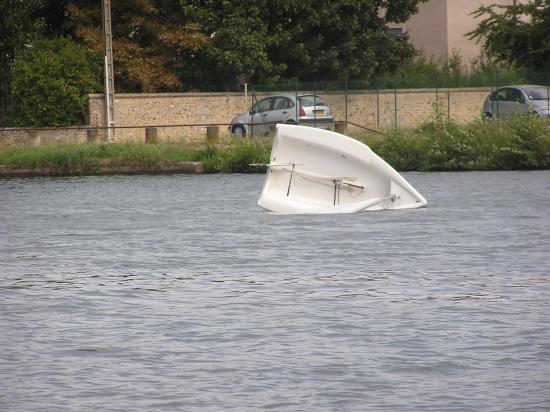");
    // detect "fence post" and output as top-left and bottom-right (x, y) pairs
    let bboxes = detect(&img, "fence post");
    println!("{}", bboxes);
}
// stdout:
(206, 126), (219, 143)
(394, 86), (397, 128)
(313, 82), (317, 128)
(344, 79), (348, 127)
(87, 129), (99, 143)
(376, 88), (380, 129)
(335, 121), (347, 134)
(145, 127), (158, 144)
(495, 70), (500, 119)
(251, 89), (255, 138)
(295, 79), (299, 125)
(28, 130), (40, 146)
(447, 91), (451, 121)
